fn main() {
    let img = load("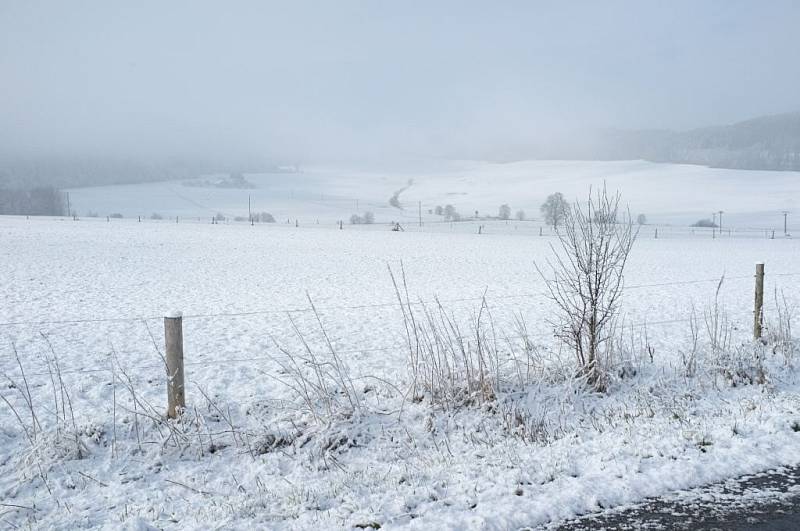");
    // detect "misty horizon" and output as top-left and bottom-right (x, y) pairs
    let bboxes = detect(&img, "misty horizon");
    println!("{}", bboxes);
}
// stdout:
(3, 0), (800, 166)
